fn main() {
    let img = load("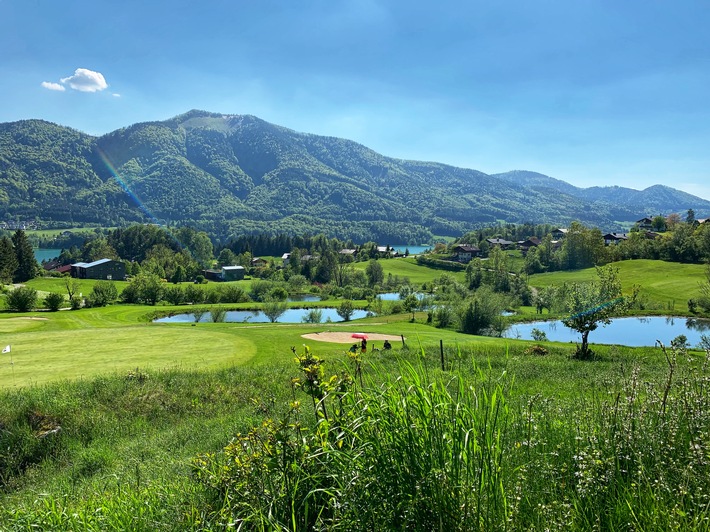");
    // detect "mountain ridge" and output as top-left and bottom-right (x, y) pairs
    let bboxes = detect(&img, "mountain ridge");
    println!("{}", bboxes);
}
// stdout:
(1, 110), (708, 242)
